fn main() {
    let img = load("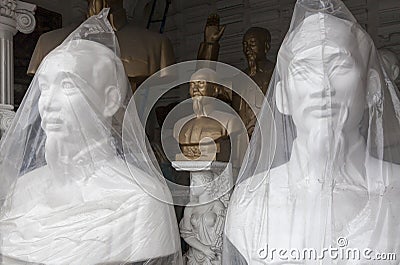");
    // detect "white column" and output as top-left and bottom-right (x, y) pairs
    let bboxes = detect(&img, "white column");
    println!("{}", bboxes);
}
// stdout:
(0, 0), (36, 138)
